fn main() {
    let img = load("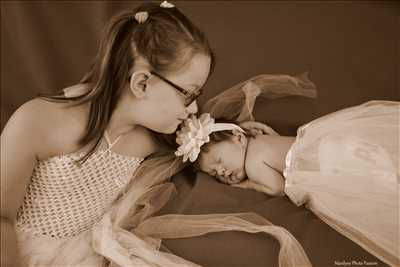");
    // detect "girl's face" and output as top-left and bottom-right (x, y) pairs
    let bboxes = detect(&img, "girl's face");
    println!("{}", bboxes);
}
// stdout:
(198, 134), (248, 184)
(139, 53), (211, 134)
